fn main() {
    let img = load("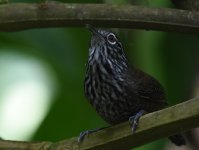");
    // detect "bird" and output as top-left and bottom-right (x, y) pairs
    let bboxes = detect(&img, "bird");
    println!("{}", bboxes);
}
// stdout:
(82, 24), (186, 146)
